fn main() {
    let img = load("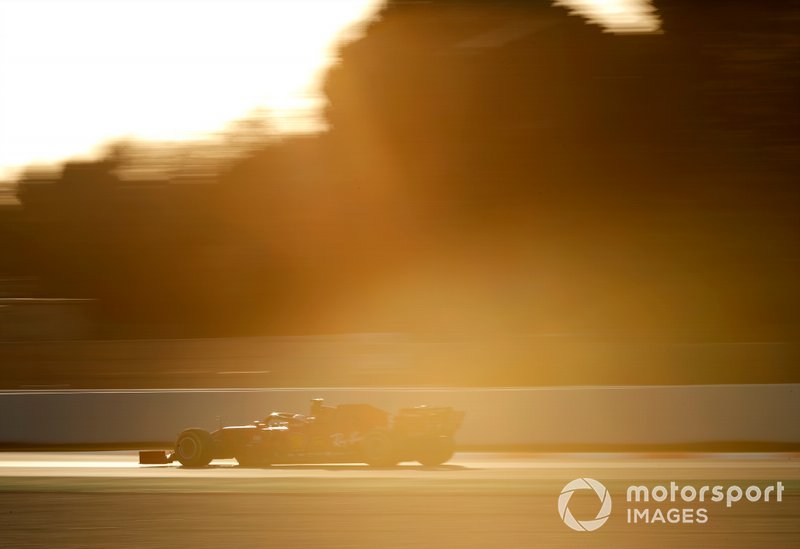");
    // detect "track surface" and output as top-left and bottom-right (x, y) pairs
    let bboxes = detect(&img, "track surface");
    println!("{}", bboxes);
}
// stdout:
(0, 452), (798, 548)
